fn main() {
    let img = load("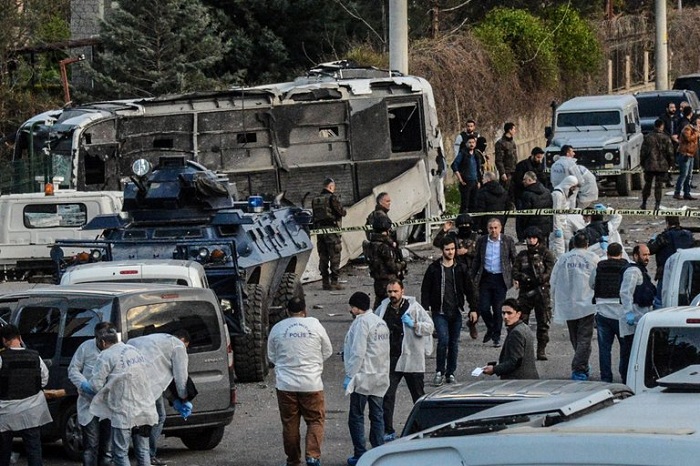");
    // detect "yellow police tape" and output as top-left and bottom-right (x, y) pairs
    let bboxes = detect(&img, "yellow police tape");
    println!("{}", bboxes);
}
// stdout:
(310, 207), (700, 236)
(545, 167), (698, 175)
